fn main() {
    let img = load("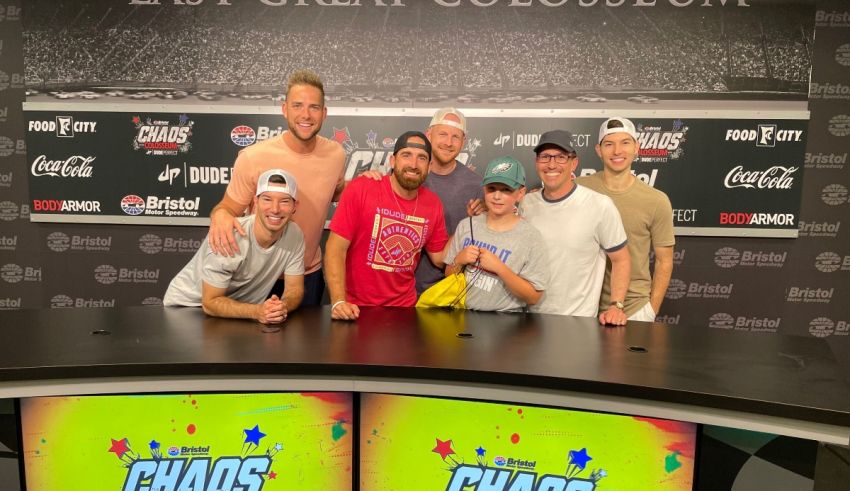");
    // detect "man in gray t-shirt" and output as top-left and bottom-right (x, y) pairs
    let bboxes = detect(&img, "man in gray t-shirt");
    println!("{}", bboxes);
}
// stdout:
(164, 169), (305, 324)
(416, 107), (484, 294)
